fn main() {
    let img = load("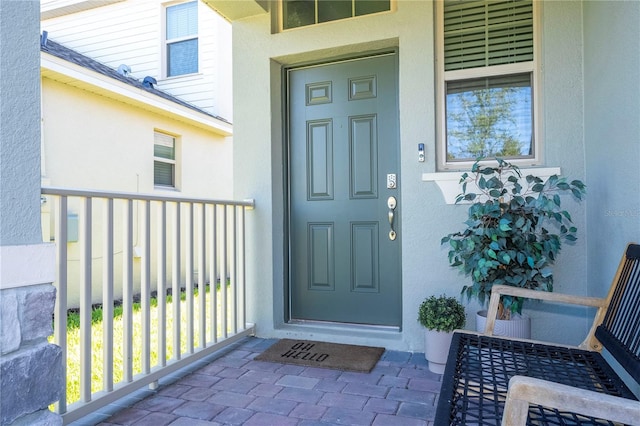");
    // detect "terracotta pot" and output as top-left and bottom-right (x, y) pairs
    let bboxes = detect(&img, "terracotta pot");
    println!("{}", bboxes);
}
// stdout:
(424, 329), (454, 374)
(476, 310), (531, 339)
